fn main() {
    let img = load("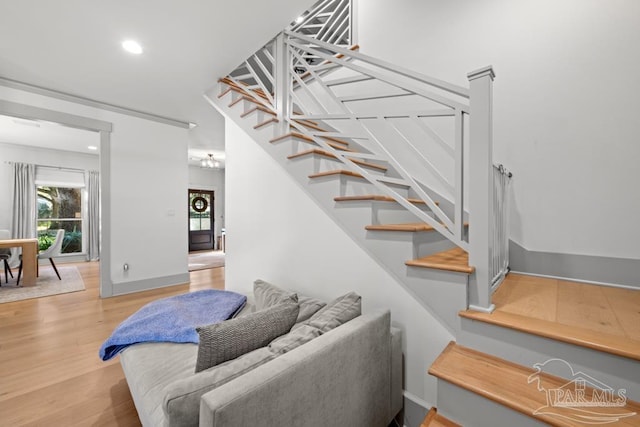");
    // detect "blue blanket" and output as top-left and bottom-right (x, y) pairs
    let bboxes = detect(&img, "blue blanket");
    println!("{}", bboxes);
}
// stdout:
(99, 289), (246, 361)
